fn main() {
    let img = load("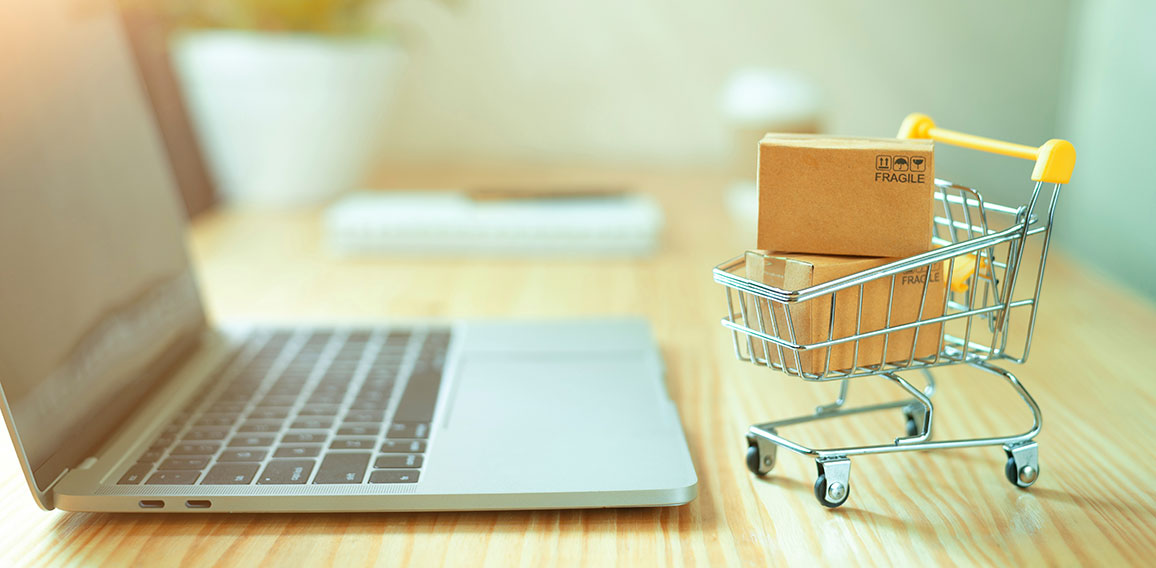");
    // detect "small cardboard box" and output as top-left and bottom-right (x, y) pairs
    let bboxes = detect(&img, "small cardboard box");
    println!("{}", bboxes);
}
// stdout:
(757, 135), (935, 258)
(744, 251), (946, 374)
